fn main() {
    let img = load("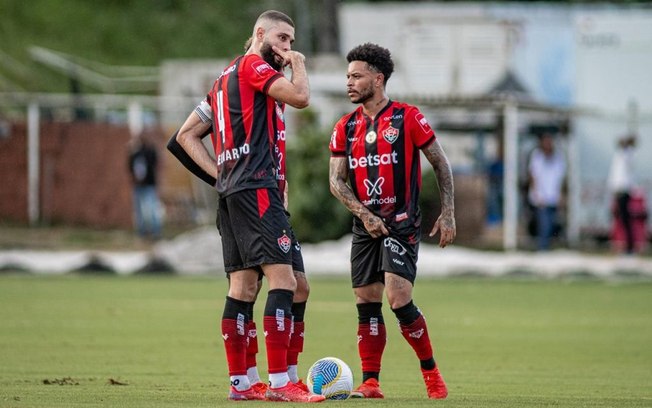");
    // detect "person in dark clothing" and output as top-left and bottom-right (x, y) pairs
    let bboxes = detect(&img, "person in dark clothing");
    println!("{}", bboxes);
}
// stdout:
(128, 131), (162, 240)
